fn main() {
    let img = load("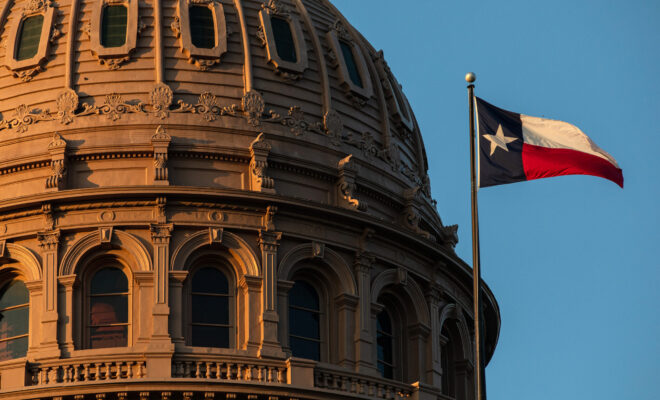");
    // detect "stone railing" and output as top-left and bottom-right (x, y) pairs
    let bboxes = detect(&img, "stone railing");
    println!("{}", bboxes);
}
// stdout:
(172, 356), (287, 384)
(314, 365), (414, 400)
(29, 358), (147, 385)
